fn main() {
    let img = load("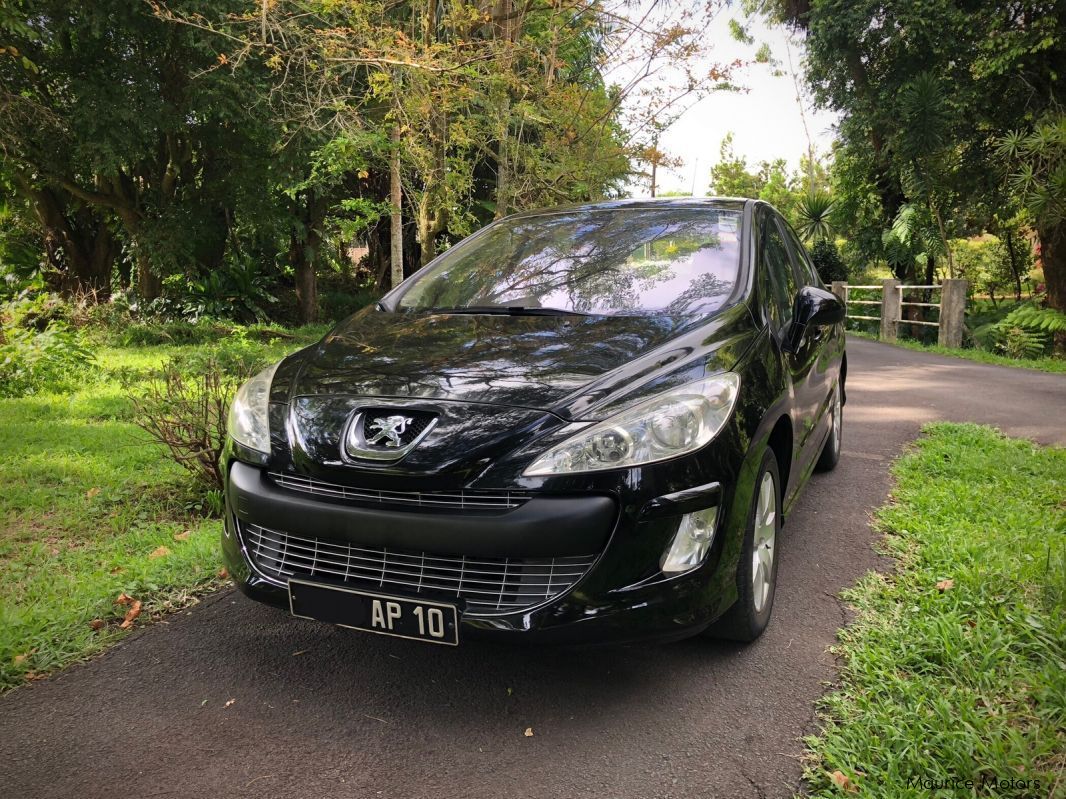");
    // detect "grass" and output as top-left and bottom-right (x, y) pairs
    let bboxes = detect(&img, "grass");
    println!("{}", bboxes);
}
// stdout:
(802, 424), (1066, 797)
(0, 329), (324, 691)
(847, 329), (1066, 374)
